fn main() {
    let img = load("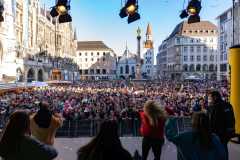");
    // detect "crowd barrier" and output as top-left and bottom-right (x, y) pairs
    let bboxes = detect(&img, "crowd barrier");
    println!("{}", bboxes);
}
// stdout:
(56, 117), (192, 137)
